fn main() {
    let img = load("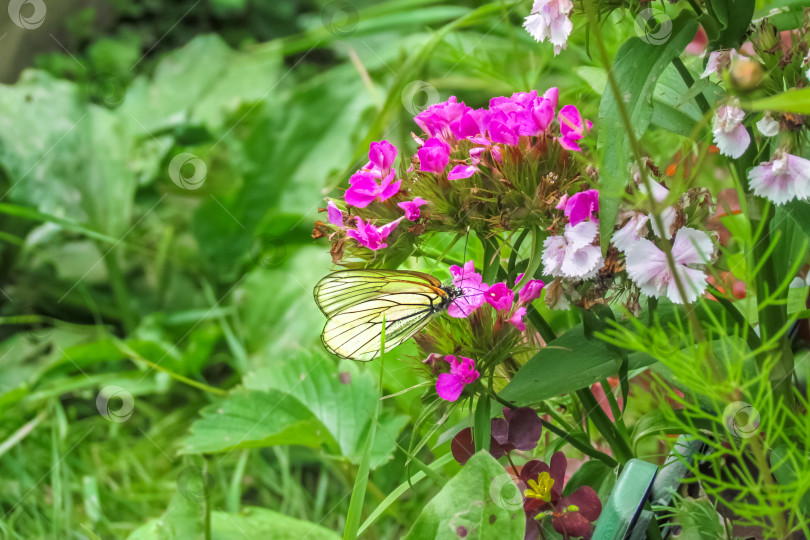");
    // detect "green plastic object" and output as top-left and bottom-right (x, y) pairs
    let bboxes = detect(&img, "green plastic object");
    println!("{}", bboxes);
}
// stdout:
(591, 459), (658, 540)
